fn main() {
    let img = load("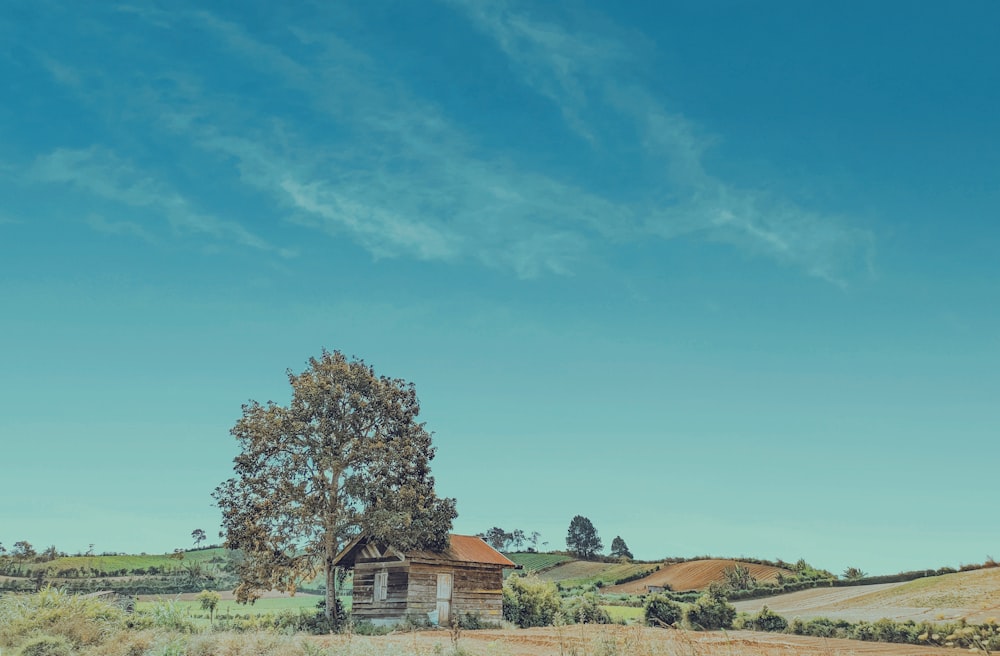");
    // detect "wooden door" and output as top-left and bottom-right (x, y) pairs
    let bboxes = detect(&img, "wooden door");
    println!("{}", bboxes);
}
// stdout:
(436, 572), (453, 625)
